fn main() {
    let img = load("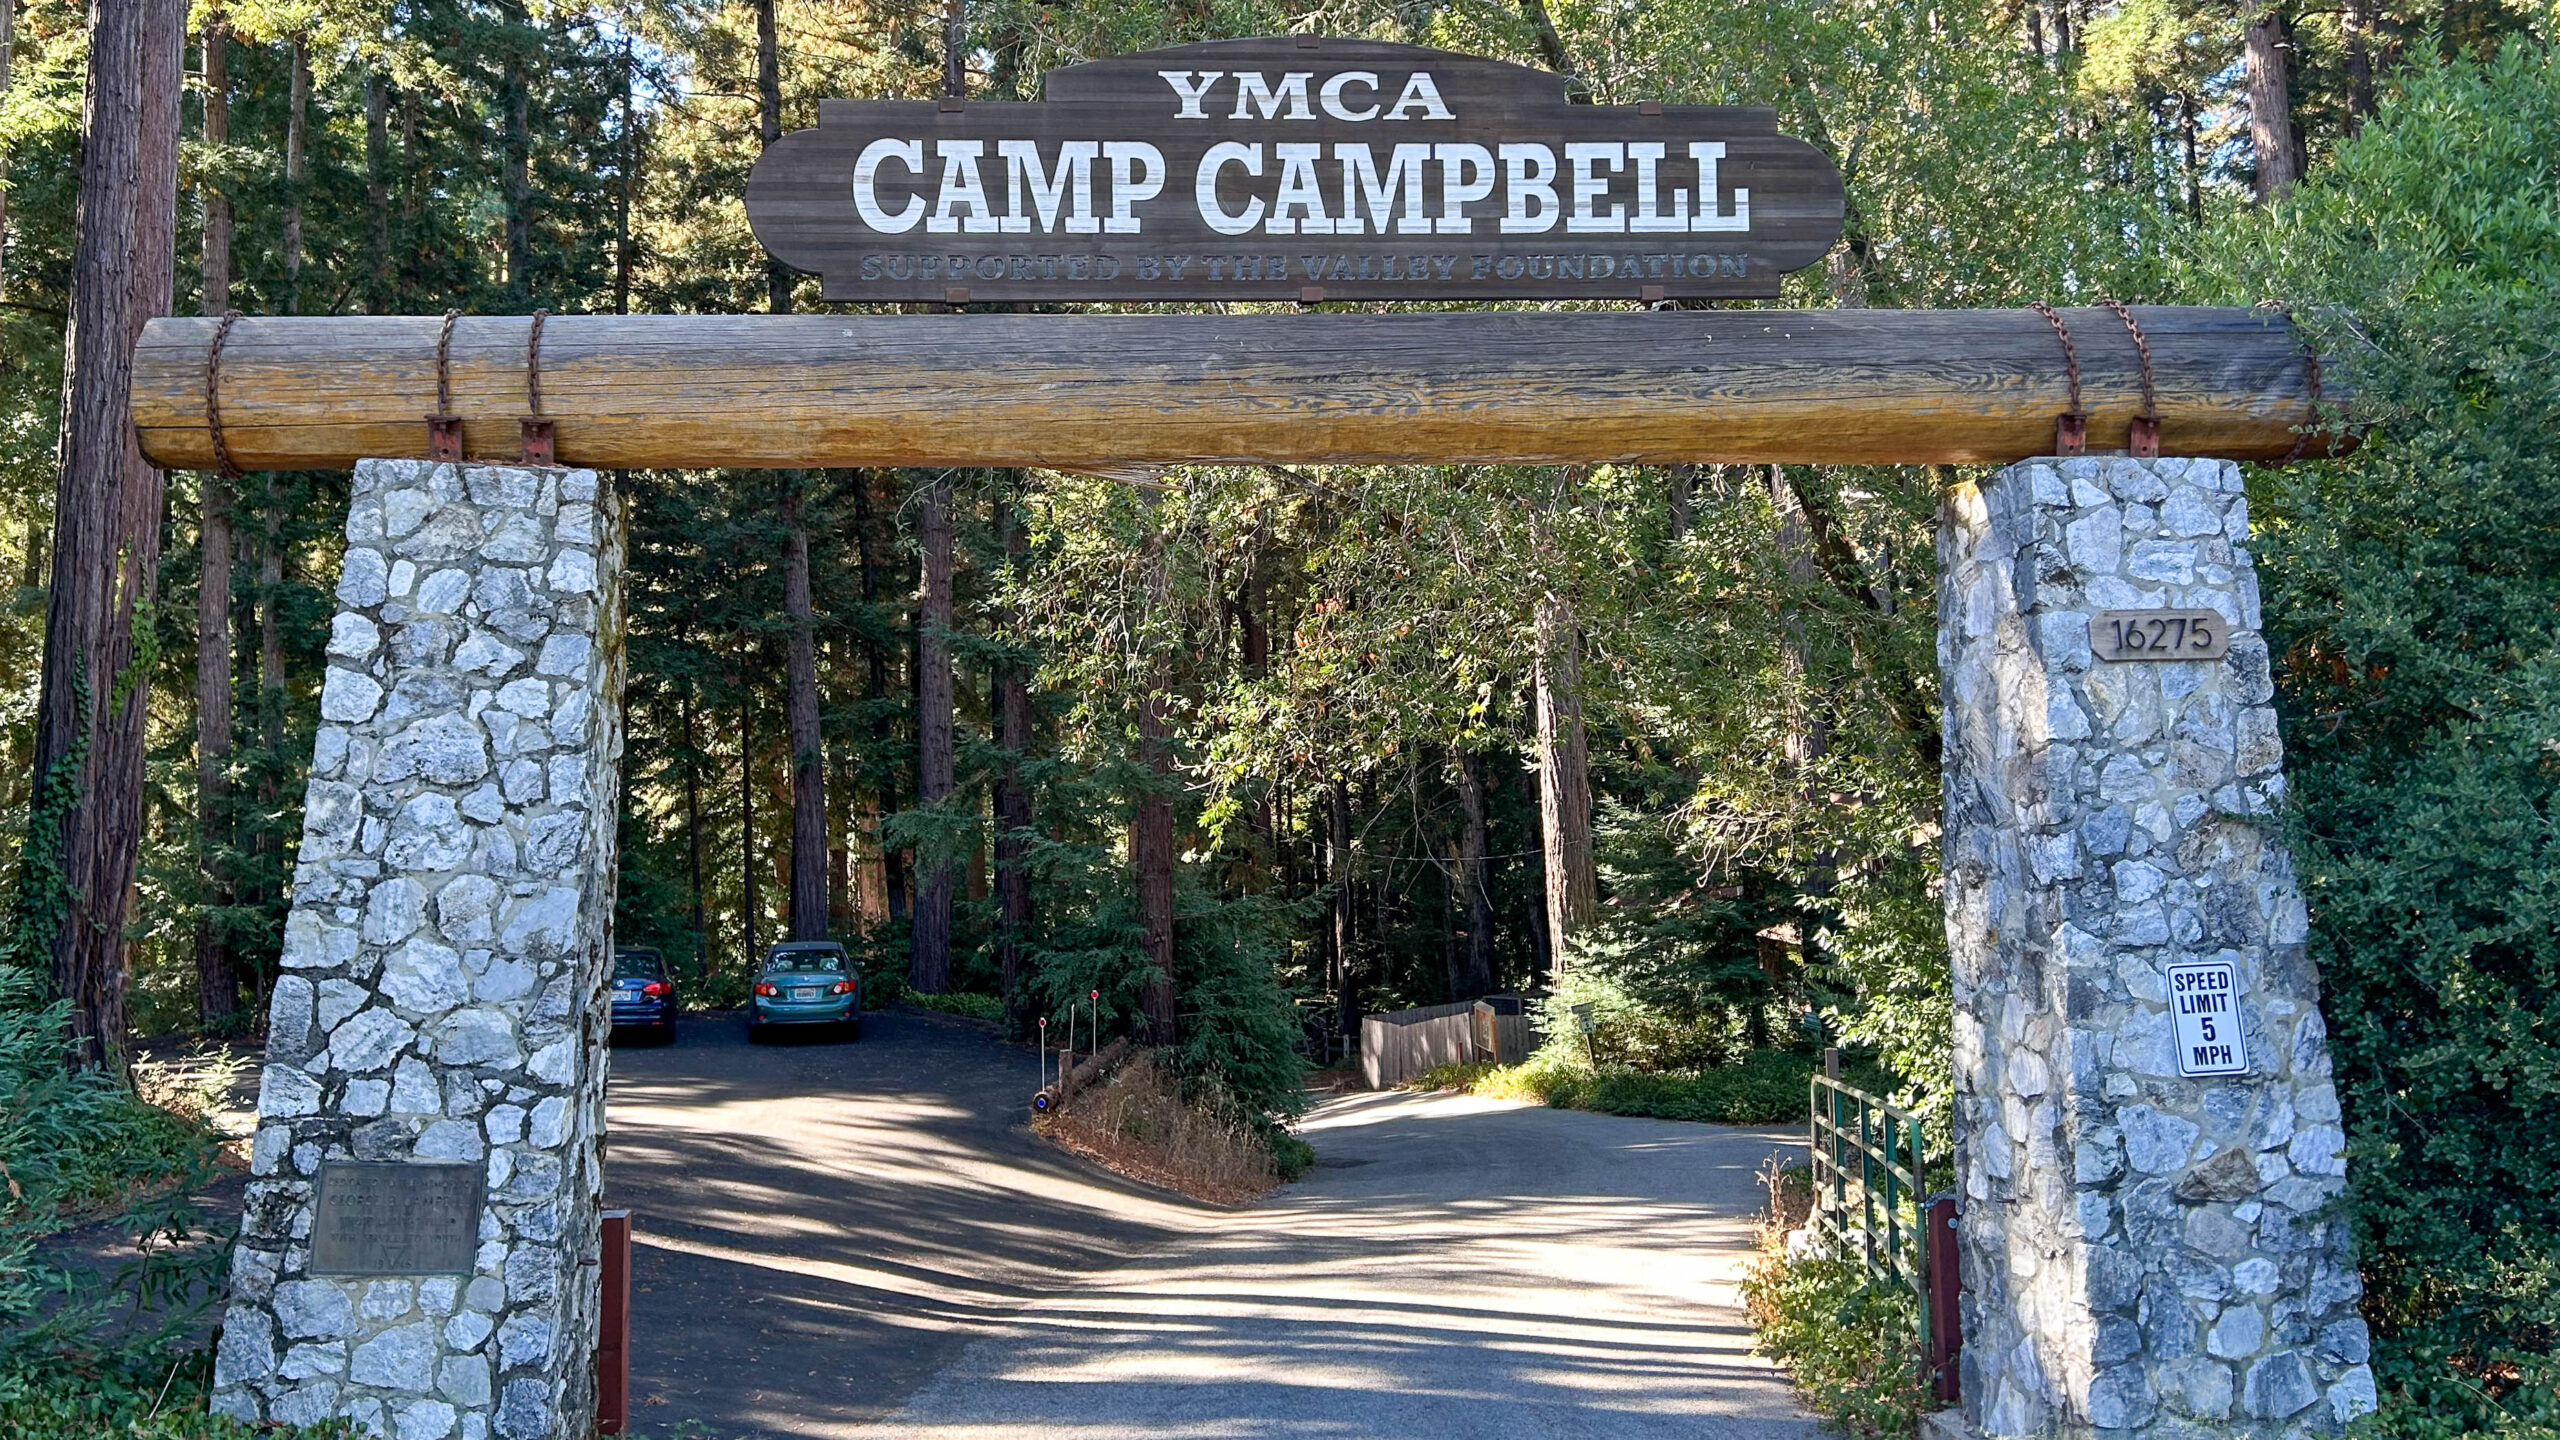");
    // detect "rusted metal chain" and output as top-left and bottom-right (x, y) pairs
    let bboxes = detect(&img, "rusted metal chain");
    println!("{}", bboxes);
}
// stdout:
(526, 309), (549, 417)
(2098, 298), (2161, 456)
(2027, 301), (2087, 456)
(204, 310), (245, 479)
(427, 309), (463, 461)
(519, 309), (556, 464)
